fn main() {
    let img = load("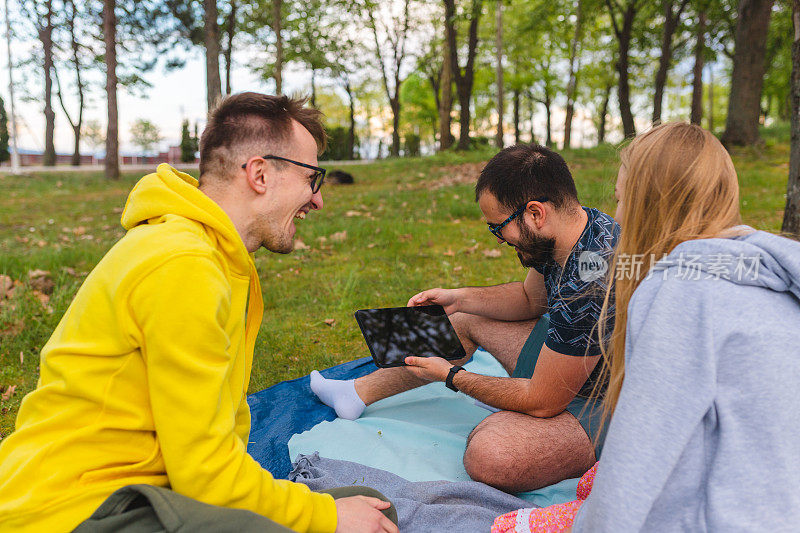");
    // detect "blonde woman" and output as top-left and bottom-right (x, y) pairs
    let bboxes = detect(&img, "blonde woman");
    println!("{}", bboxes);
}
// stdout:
(568, 122), (800, 531)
